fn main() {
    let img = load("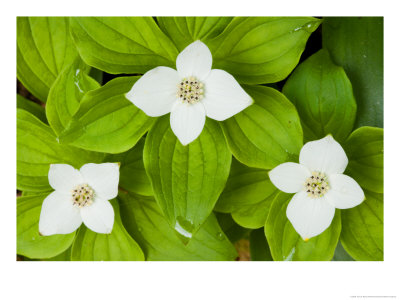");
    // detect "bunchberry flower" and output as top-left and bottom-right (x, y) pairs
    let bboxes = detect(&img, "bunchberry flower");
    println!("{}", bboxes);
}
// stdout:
(39, 163), (119, 235)
(126, 40), (253, 145)
(269, 135), (364, 240)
